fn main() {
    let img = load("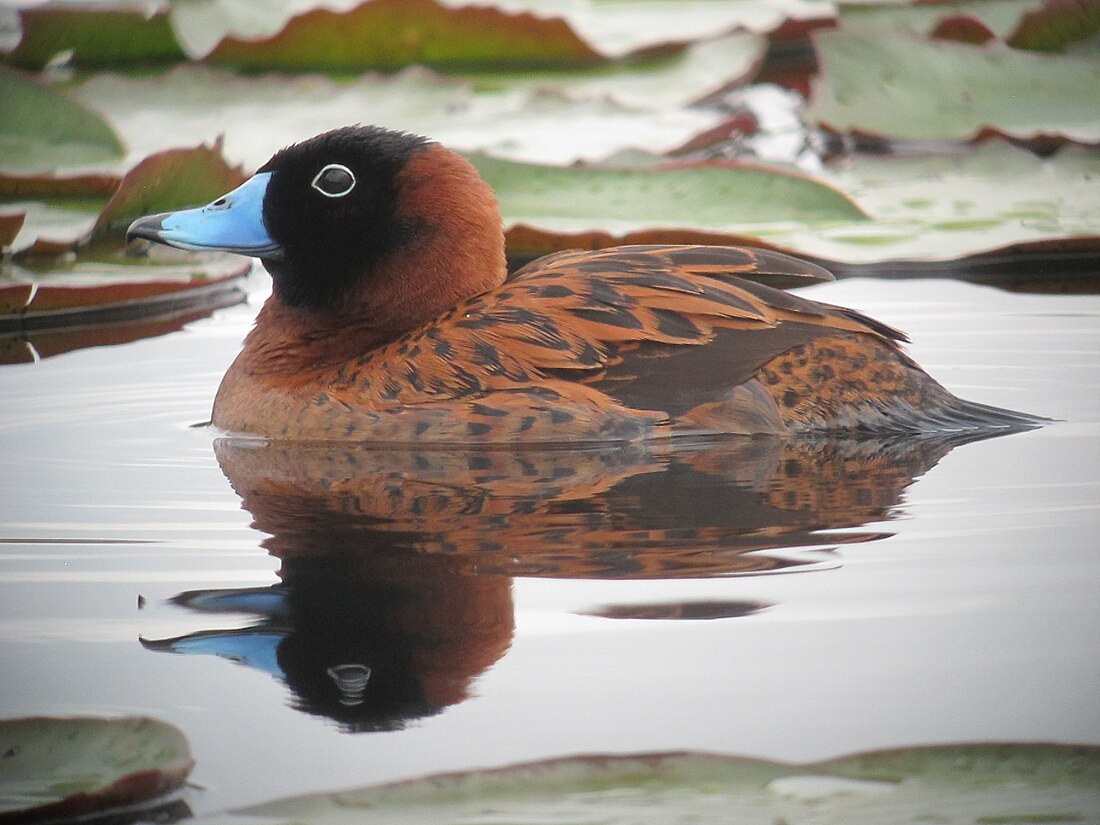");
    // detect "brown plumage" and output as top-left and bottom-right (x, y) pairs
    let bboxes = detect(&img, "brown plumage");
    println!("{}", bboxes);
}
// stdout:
(127, 126), (1042, 442)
